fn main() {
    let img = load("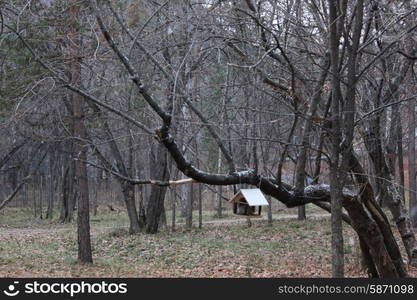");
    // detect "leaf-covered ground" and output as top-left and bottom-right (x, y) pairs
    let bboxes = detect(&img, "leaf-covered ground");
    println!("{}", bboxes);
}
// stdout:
(0, 208), (416, 278)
